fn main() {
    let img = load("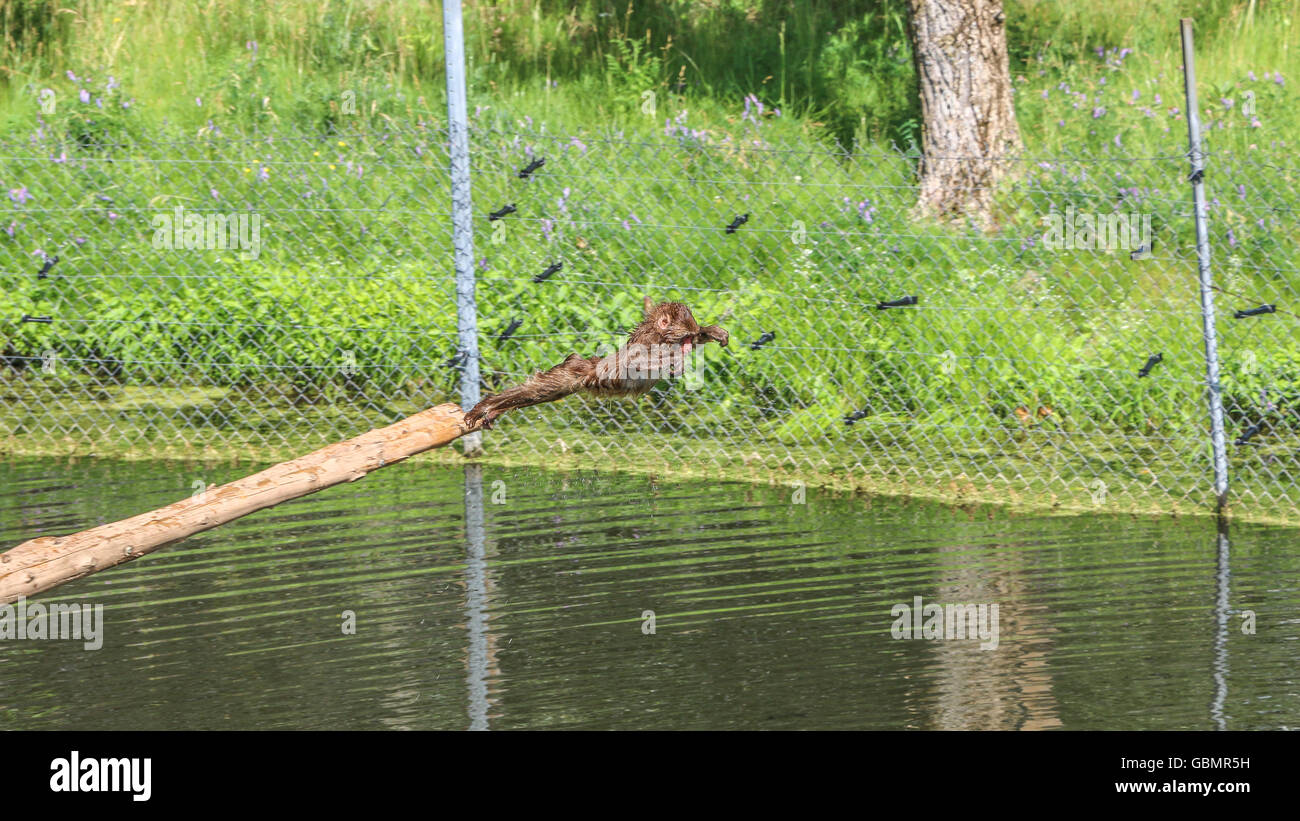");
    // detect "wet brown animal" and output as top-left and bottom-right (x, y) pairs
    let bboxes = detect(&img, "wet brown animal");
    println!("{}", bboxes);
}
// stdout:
(464, 296), (728, 429)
